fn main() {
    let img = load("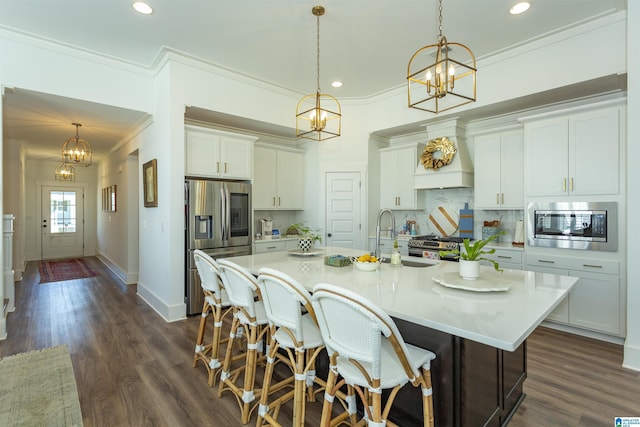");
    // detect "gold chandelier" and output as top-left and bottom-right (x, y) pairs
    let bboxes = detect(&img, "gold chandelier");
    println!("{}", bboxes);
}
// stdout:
(407, 0), (477, 114)
(296, 5), (341, 141)
(54, 155), (76, 181)
(62, 122), (92, 167)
